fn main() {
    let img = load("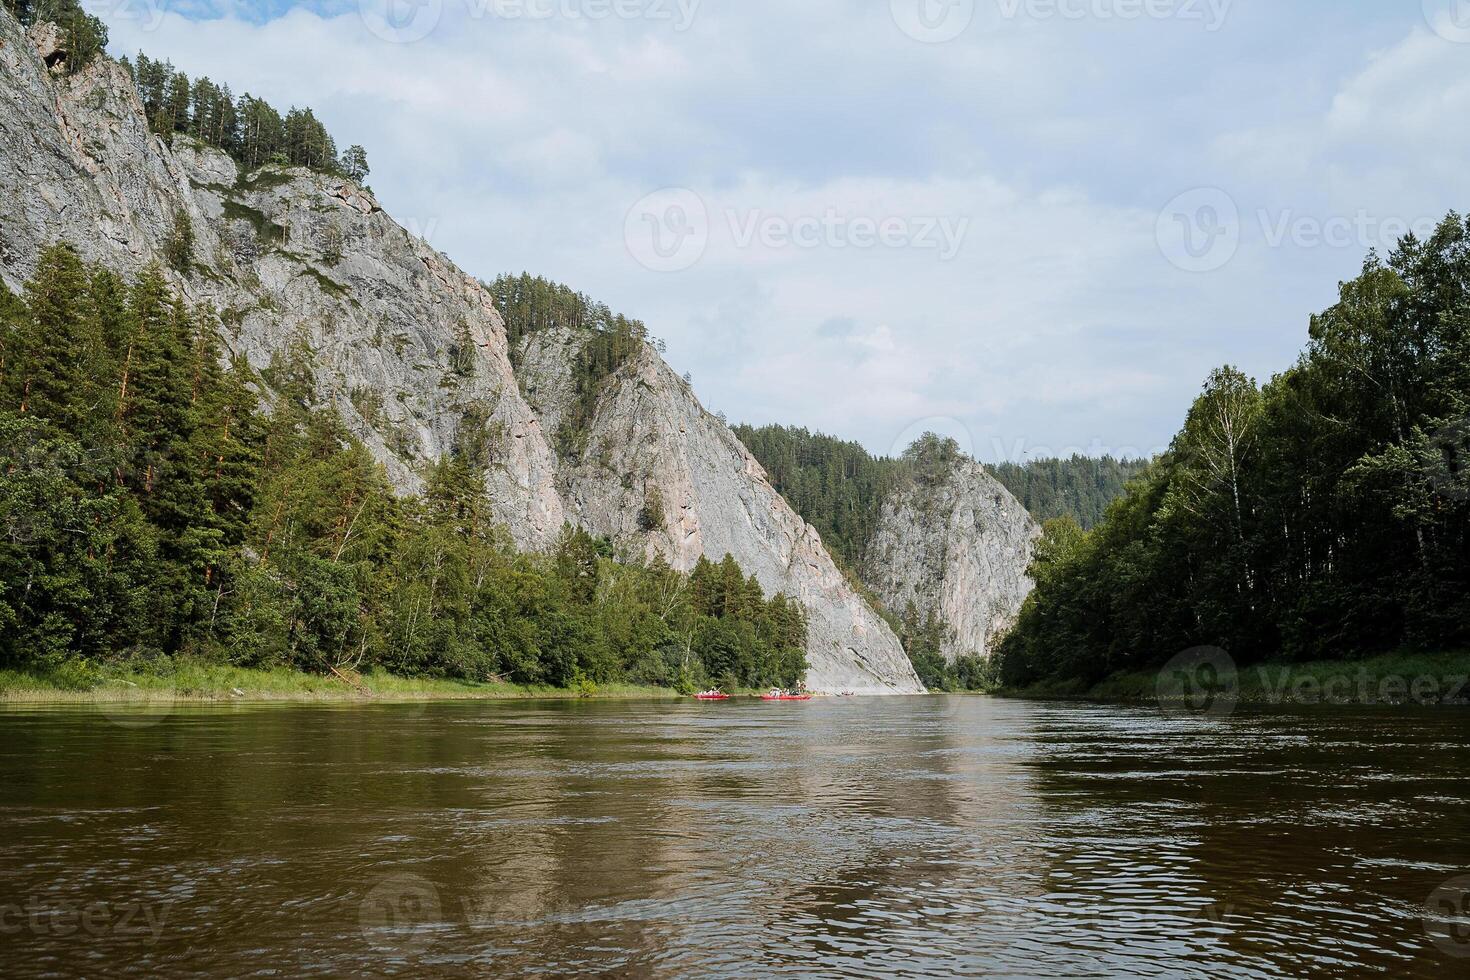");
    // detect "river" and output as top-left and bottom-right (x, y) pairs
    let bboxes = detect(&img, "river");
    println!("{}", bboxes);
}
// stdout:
(1, 696), (1467, 976)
